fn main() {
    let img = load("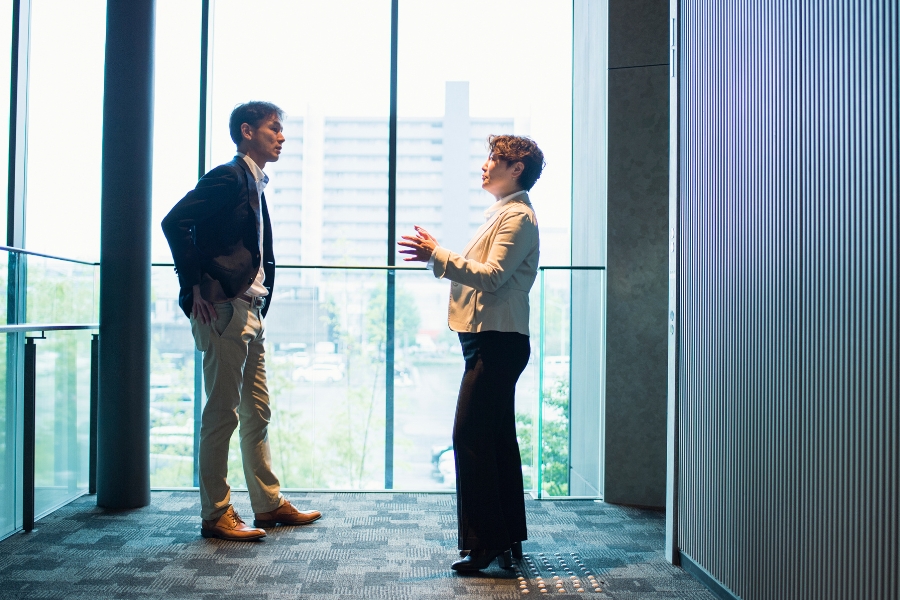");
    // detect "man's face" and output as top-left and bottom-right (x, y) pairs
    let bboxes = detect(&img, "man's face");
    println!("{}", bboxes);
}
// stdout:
(242, 115), (285, 165)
